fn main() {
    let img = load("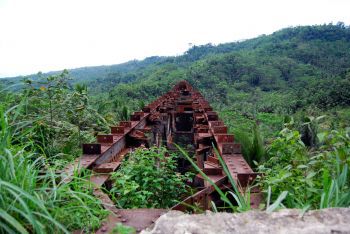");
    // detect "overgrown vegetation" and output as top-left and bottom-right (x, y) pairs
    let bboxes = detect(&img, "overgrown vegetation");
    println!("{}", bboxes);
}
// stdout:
(258, 124), (350, 209)
(0, 104), (108, 233)
(0, 23), (350, 231)
(110, 147), (192, 208)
